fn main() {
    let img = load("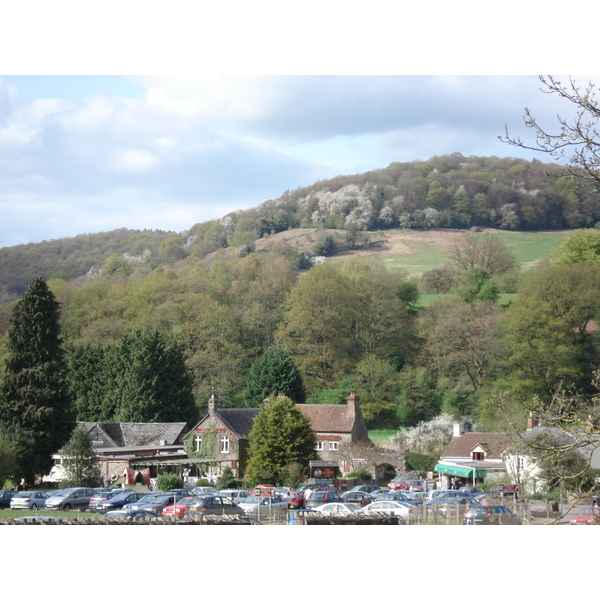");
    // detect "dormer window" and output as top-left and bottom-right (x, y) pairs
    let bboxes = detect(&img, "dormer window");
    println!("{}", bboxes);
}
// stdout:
(472, 451), (484, 461)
